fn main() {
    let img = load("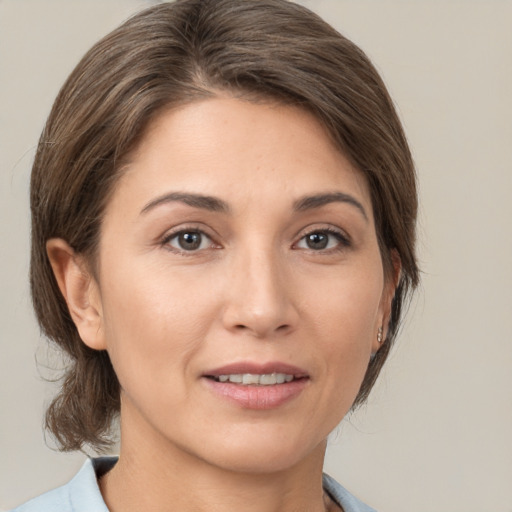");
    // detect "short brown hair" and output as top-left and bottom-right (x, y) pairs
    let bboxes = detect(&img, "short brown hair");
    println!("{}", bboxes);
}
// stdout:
(31, 0), (419, 452)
